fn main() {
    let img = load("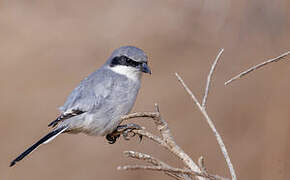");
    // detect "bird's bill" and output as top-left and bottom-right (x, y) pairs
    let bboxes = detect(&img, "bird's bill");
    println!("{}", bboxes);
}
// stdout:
(141, 63), (151, 74)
